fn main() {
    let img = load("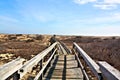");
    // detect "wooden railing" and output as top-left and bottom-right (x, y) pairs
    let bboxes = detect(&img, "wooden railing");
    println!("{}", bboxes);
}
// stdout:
(73, 42), (120, 80)
(19, 42), (57, 79)
(98, 61), (120, 80)
(0, 57), (25, 80)
(34, 49), (57, 80)
(0, 42), (57, 80)
(73, 42), (102, 80)
(59, 41), (71, 54)
(18, 41), (71, 80)
(73, 47), (89, 80)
